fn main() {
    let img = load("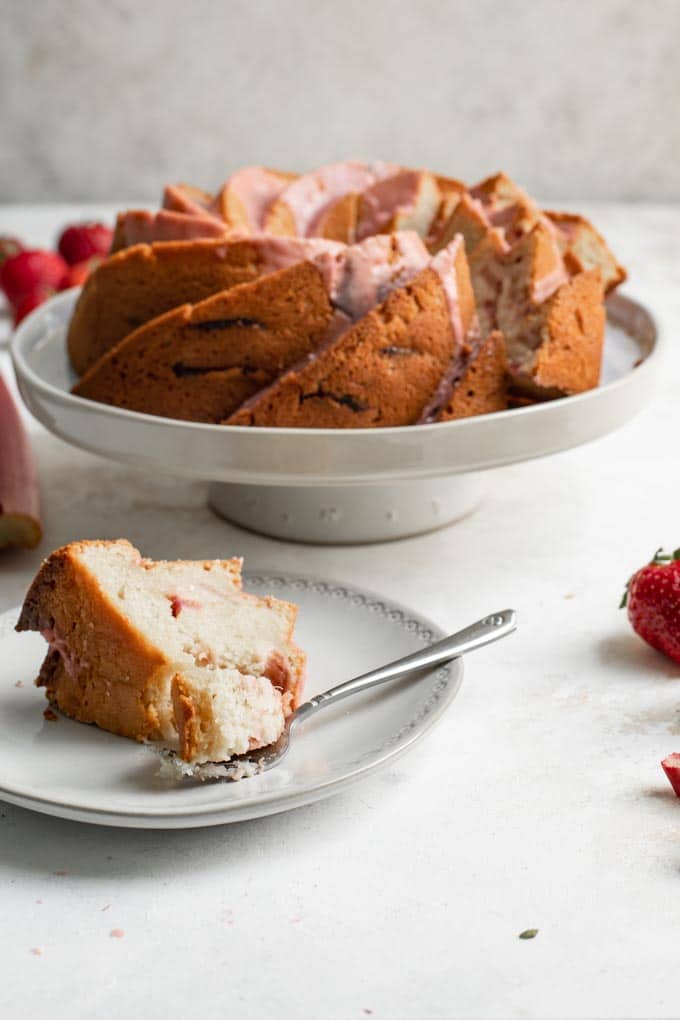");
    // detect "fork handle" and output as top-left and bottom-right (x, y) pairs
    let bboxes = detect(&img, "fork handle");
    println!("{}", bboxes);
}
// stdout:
(293, 608), (517, 725)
